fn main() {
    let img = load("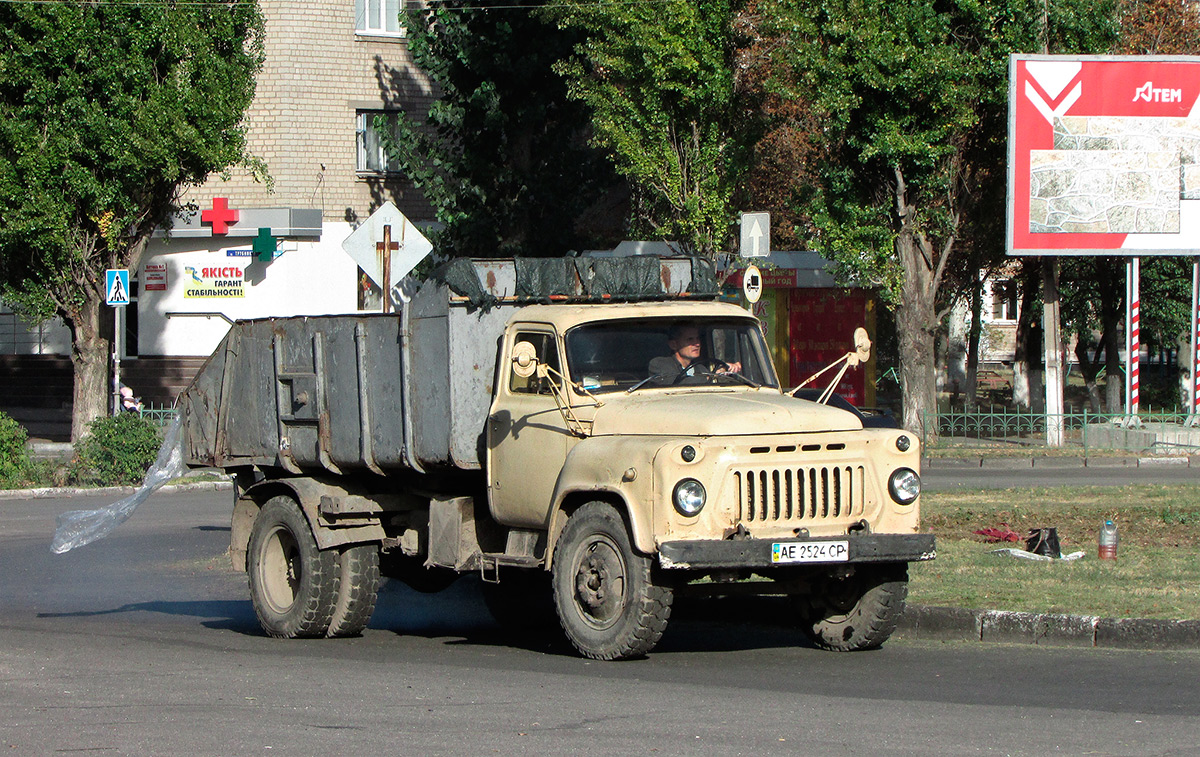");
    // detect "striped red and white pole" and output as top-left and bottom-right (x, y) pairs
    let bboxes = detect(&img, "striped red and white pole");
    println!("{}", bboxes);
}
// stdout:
(1193, 260), (1200, 414)
(1128, 258), (1140, 415)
